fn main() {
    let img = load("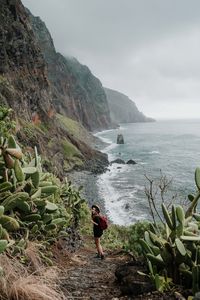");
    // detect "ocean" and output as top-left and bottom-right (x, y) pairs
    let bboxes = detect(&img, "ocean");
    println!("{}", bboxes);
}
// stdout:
(95, 119), (200, 226)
